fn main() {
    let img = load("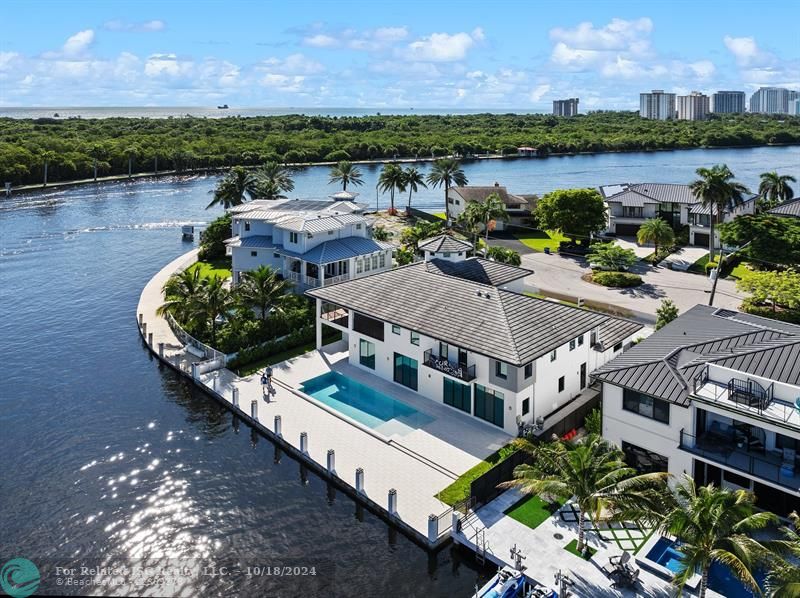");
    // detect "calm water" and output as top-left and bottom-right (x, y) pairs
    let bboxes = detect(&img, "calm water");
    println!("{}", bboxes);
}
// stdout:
(1, 146), (798, 597)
